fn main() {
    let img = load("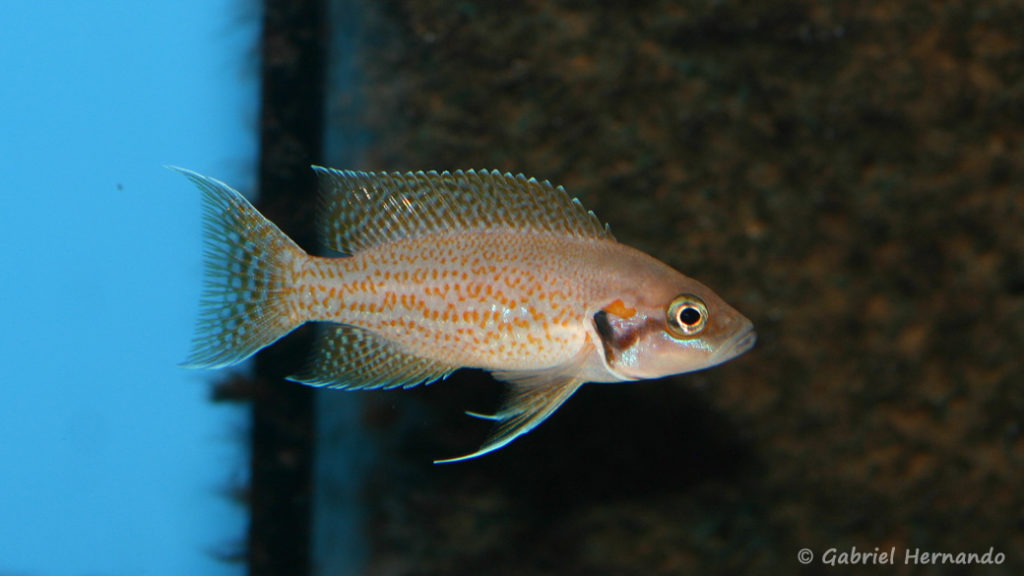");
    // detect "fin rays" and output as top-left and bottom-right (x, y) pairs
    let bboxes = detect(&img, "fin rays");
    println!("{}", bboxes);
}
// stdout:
(435, 377), (584, 464)
(313, 167), (612, 255)
(434, 341), (594, 464)
(173, 167), (305, 369)
(289, 324), (456, 390)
